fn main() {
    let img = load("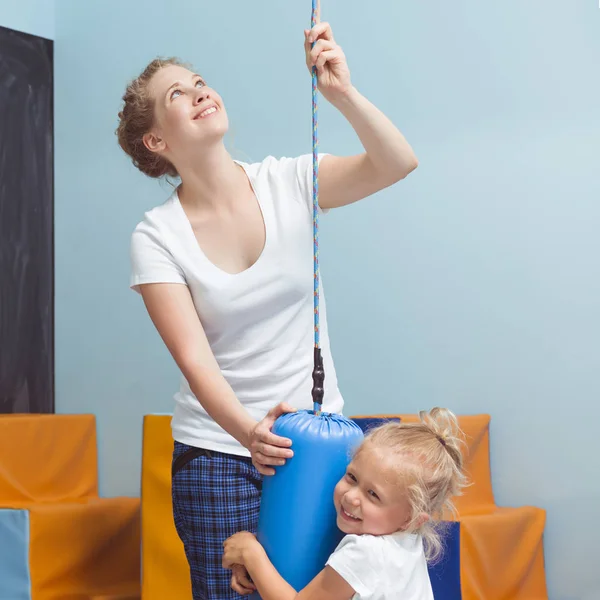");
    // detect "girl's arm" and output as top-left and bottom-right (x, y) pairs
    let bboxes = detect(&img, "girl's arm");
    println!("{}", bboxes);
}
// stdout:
(223, 532), (355, 600)
(304, 22), (419, 210)
(139, 283), (295, 475)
